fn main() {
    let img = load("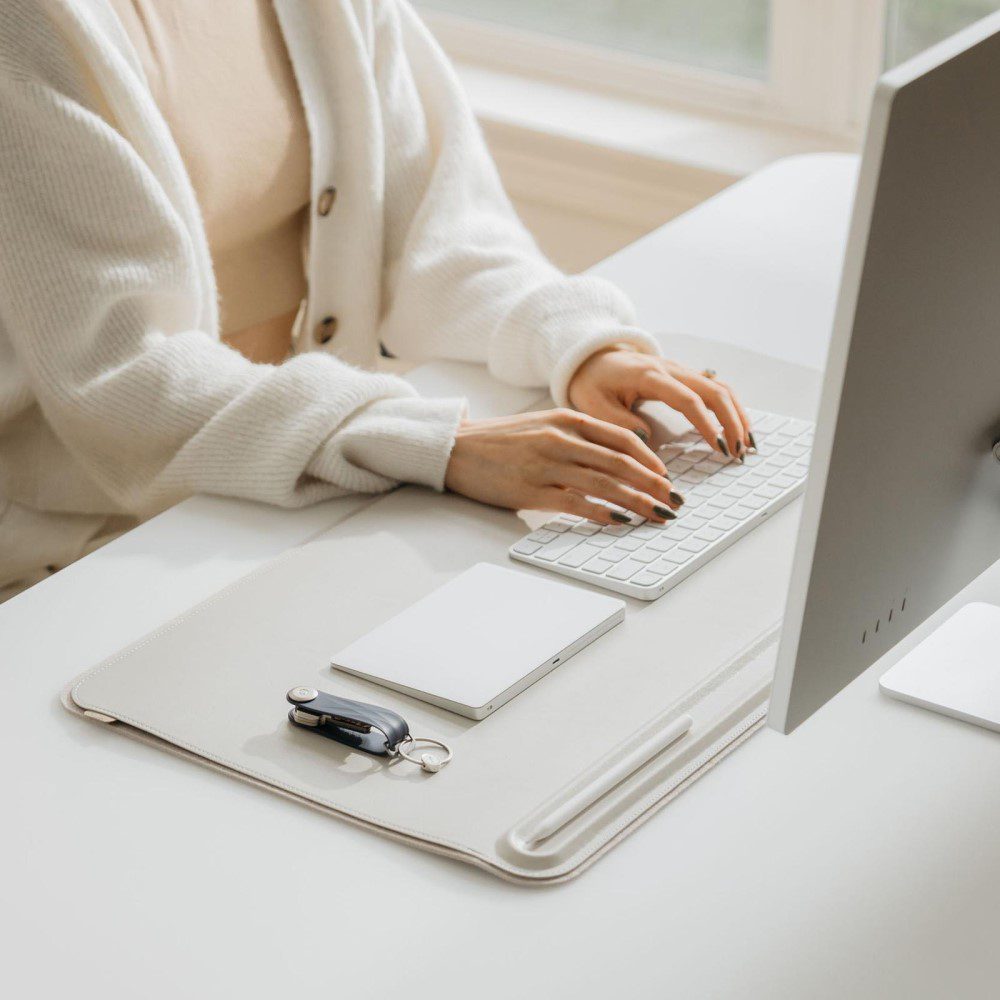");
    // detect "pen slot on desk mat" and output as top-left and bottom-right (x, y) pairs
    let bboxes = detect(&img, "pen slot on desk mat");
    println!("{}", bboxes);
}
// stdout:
(500, 659), (774, 871)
